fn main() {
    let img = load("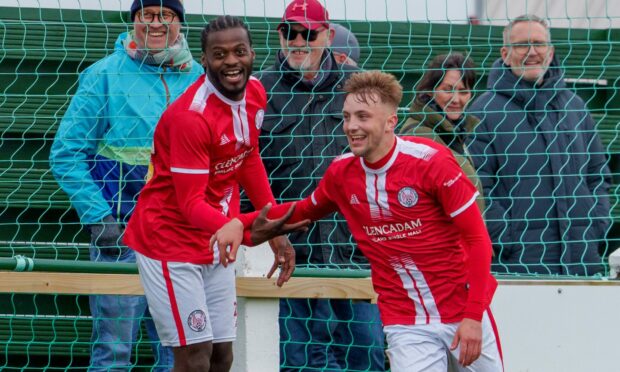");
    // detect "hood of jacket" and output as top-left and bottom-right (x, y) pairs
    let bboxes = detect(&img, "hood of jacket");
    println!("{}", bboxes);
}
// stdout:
(269, 49), (354, 92)
(486, 56), (566, 110)
(406, 98), (480, 135)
